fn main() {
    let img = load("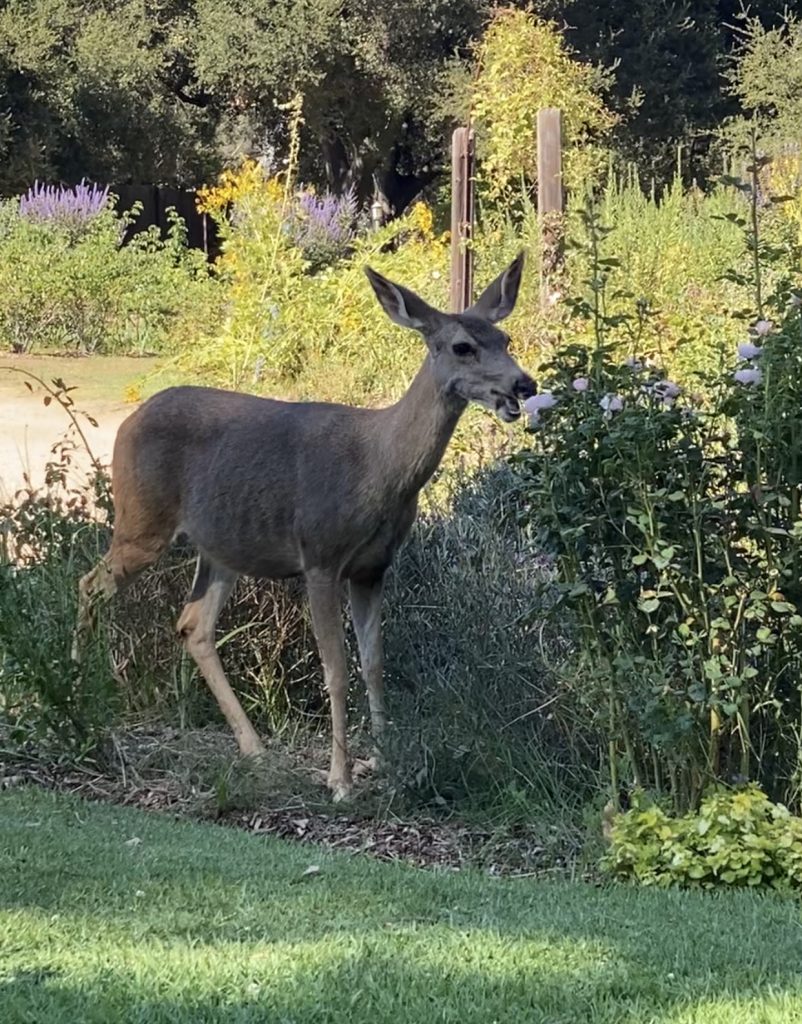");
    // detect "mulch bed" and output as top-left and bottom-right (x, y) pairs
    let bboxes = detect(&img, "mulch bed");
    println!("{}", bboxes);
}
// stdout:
(0, 731), (591, 880)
